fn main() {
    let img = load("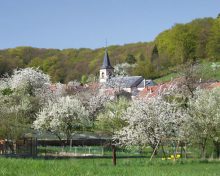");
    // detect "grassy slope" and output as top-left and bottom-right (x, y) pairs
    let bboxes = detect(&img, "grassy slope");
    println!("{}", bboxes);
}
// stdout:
(0, 158), (219, 176)
(154, 61), (220, 84)
(154, 73), (178, 84)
